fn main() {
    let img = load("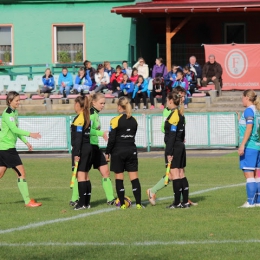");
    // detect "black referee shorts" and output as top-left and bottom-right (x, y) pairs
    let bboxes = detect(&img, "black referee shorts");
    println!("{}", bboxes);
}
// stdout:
(110, 146), (138, 173)
(71, 144), (92, 172)
(165, 141), (186, 169)
(0, 148), (23, 168)
(89, 145), (107, 170)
